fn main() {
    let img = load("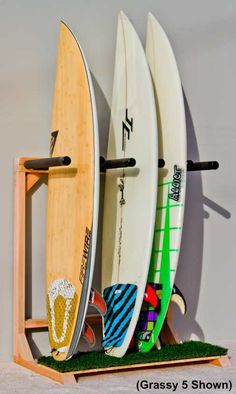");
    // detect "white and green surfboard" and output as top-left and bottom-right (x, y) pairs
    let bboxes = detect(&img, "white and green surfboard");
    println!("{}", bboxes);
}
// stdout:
(136, 13), (186, 352)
